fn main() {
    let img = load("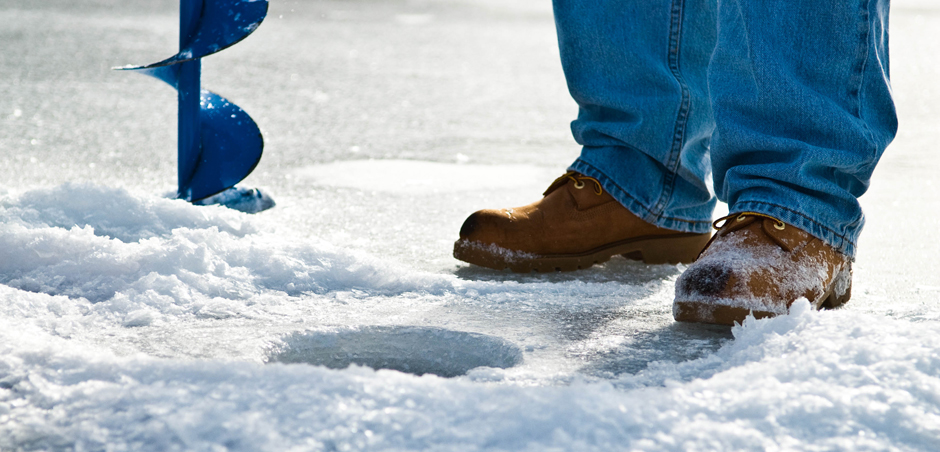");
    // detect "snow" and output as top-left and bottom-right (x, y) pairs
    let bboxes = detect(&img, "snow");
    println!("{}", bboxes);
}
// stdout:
(4, 301), (940, 451)
(2, 0), (940, 450)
